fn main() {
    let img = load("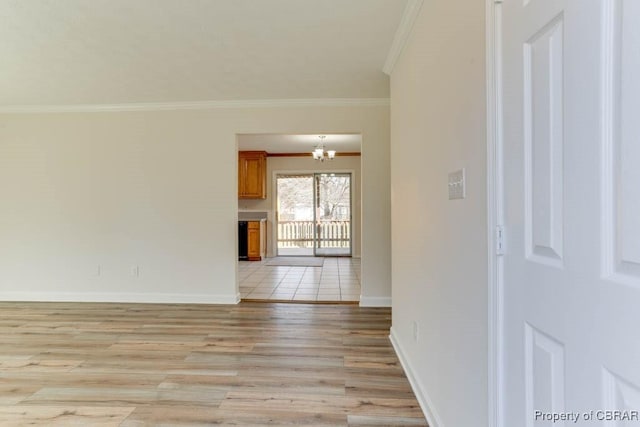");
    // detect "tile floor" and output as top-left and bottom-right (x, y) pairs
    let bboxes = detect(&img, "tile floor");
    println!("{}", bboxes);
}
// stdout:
(238, 257), (361, 302)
